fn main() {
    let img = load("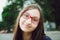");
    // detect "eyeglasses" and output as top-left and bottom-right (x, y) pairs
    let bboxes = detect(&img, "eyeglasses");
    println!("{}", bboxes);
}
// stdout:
(21, 13), (39, 24)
